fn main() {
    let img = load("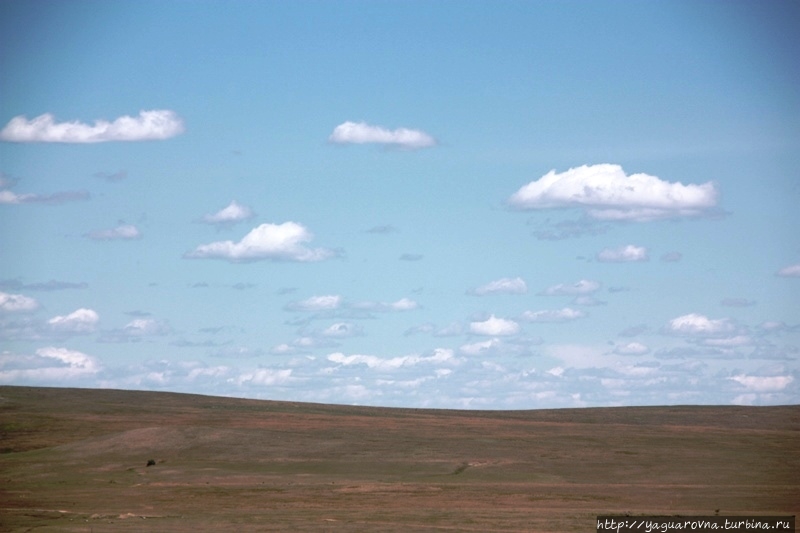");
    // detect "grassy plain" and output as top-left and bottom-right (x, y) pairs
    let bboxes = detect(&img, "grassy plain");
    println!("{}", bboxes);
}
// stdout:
(0, 386), (797, 532)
